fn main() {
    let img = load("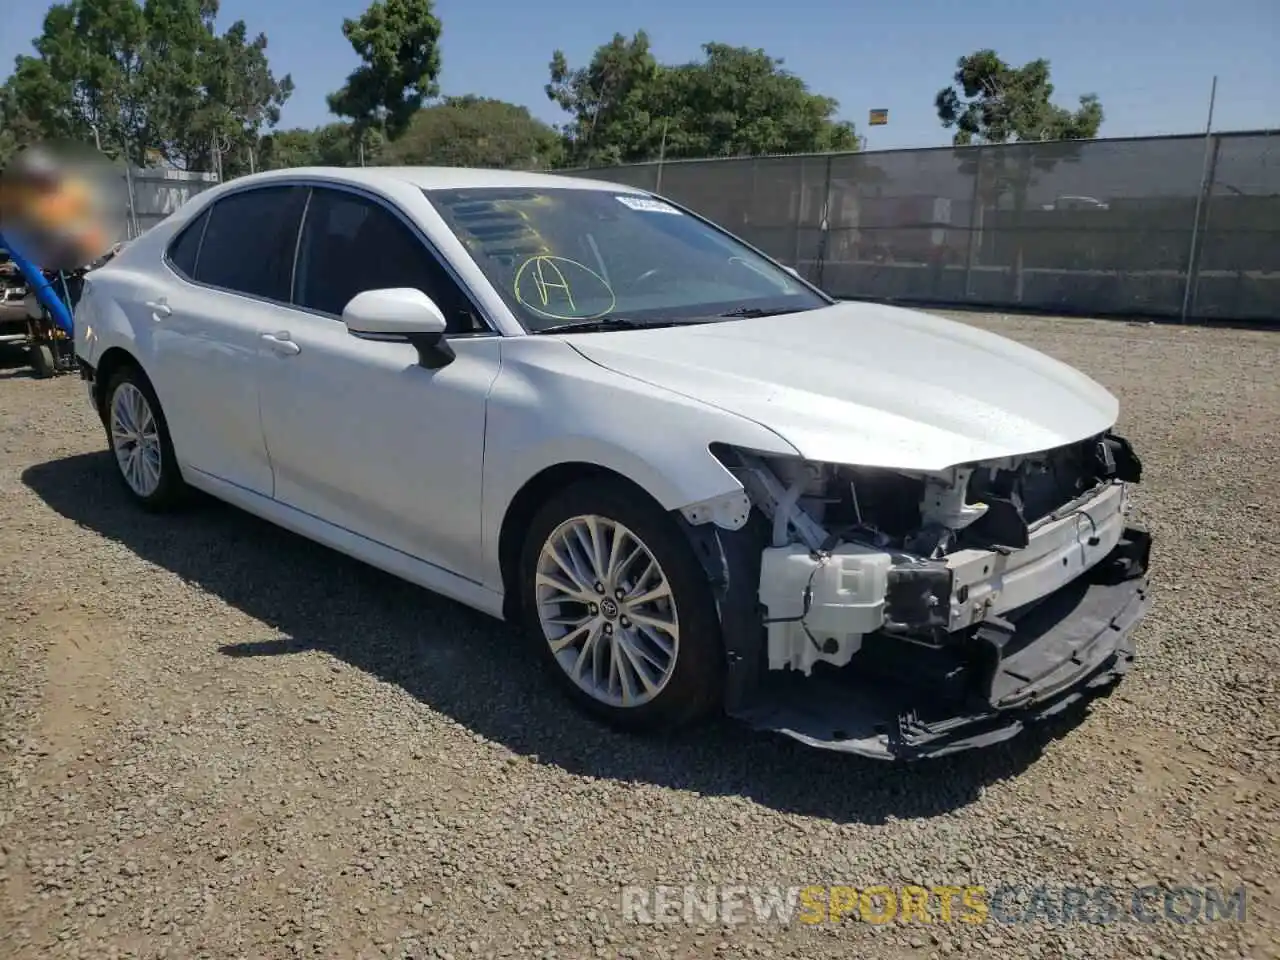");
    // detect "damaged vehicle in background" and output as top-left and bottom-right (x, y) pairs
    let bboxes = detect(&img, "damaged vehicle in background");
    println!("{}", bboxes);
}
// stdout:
(72, 166), (1153, 760)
